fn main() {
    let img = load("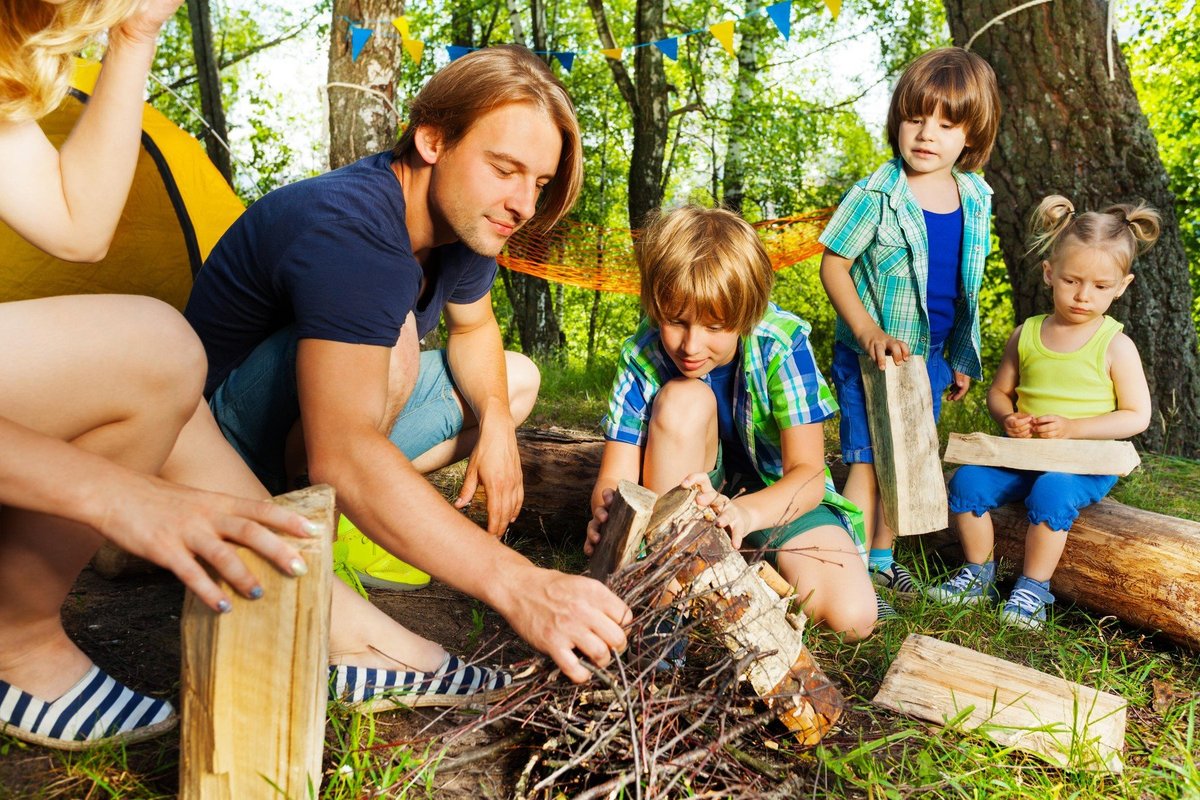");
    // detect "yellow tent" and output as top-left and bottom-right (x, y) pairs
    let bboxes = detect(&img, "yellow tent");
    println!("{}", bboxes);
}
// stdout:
(0, 60), (244, 310)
